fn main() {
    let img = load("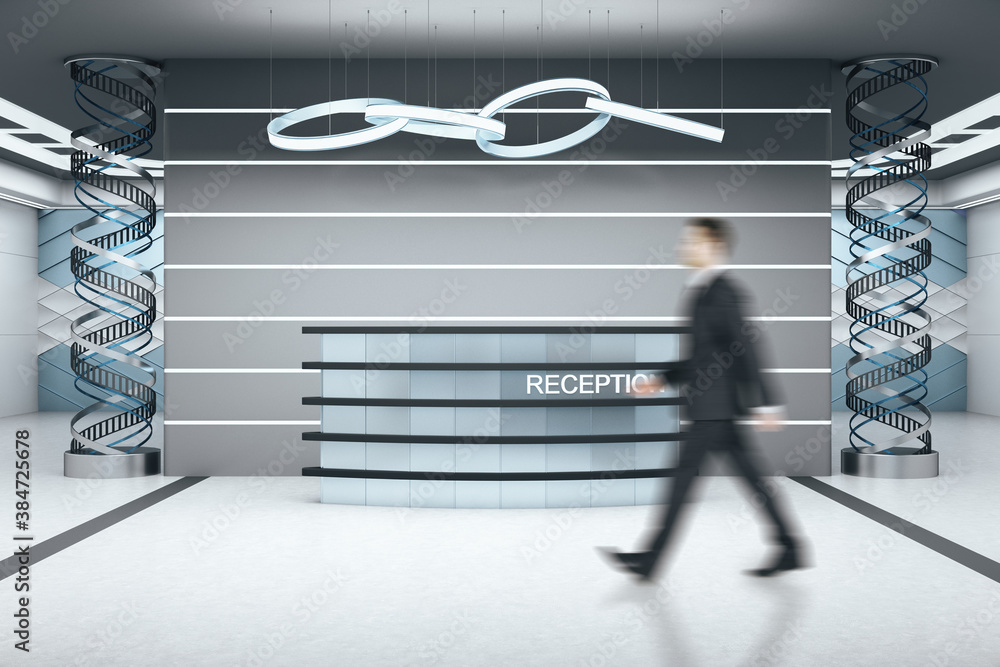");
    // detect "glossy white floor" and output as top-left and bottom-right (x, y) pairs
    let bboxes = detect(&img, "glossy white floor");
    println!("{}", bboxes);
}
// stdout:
(1, 411), (998, 667)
